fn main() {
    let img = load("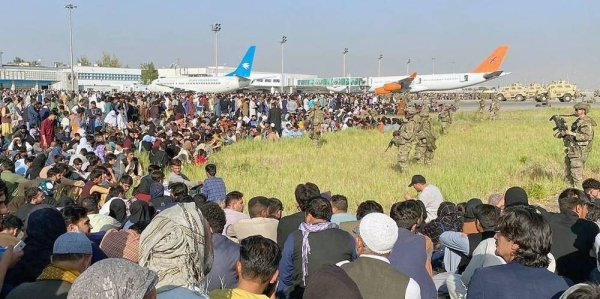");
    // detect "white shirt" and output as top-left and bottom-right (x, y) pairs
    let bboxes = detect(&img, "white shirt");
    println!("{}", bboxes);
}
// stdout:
(417, 184), (444, 223)
(337, 254), (421, 299)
